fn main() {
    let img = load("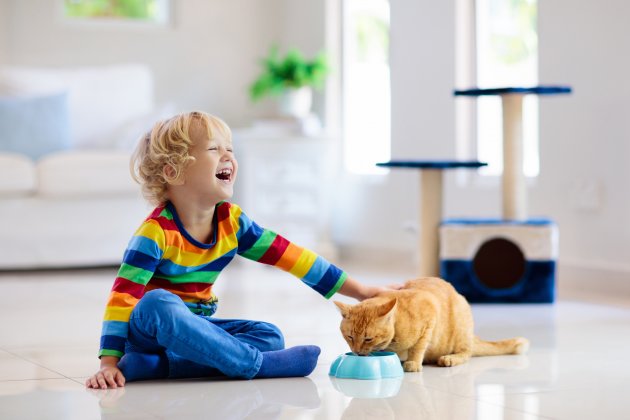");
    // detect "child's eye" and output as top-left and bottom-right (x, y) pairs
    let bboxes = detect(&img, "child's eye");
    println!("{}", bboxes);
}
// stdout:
(208, 147), (218, 151)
